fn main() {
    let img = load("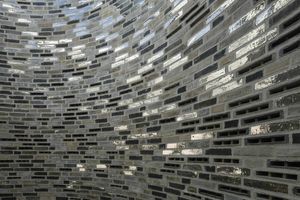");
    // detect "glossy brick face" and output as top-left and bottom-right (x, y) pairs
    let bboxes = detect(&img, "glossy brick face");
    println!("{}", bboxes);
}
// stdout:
(0, 0), (300, 200)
